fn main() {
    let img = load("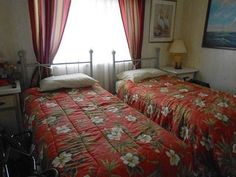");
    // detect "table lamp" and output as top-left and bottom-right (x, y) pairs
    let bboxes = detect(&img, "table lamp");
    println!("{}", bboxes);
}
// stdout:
(169, 39), (187, 69)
